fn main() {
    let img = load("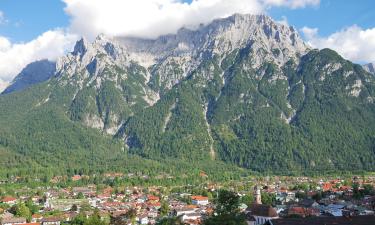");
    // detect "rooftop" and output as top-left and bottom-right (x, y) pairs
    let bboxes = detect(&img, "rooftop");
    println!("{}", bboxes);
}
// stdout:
(270, 215), (375, 225)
